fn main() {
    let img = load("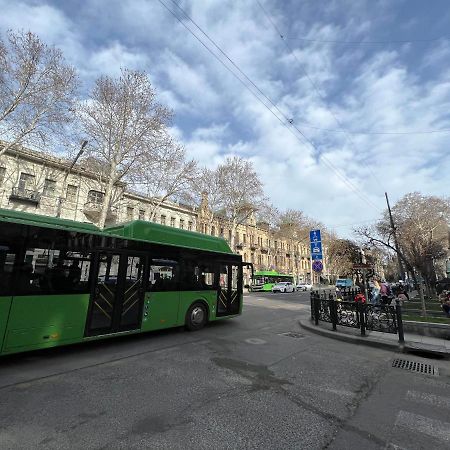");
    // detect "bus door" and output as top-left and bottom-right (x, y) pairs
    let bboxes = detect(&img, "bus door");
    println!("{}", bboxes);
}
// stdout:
(217, 263), (242, 316)
(86, 252), (146, 336)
